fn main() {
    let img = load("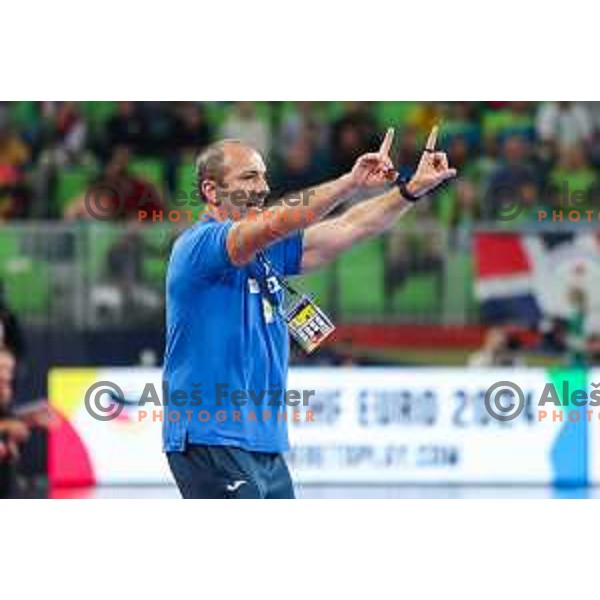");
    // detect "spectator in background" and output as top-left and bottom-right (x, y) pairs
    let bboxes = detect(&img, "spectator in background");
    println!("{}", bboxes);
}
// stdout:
(166, 102), (212, 193)
(548, 144), (599, 216)
(440, 102), (480, 149)
(105, 102), (172, 158)
(0, 116), (30, 168)
(0, 104), (8, 128)
(581, 102), (600, 169)
(39, 102), (87, 165)
(326, 102), (384, 213)
(171, 102), (212, 154)
(107, 225), (146, 283)
(331, 116), (365, 176)
(221, 102), (271, 158)
(0, 415), (30, 498)
(406, 101), (441, 133)
(587, 333), (600, 365)
(394, 124), (421, 179)
(484, 134), (541, 221)
(271, 133), (324, 197)
(436, 135), (482, 230)
(0, 348), (17, 395)
(36, 102), (89, 216)
(536, 102), (592, 156)
(565, 286), (588, 367)
(482, 101), (535, 156)
(0, 115), (31, 220)
(0, 282), (25, 362)
(91, 224), (162, 324)
(468, 327), (525, 367)
(331, 102), (378, 175)
(0, 163), (30, 220)
(105, 101), (148, 157)
(64, 146), (164, 220)
(447, 135), (474, 173)
(439, 178), (481, 232)
(0, 347), (51, 498)
(279, 101), (329, 154)
(0, 349), (27, 498)
(140, 102), (174, 156)
(538, 317), (569, 355)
